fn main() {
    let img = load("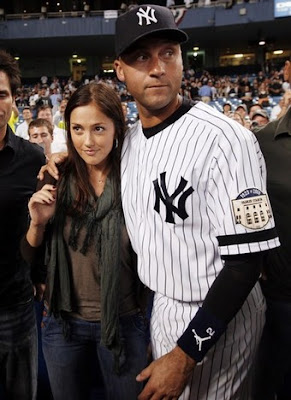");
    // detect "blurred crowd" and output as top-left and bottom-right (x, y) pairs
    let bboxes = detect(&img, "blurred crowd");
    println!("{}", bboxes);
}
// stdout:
(10, 66), (291, 148)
